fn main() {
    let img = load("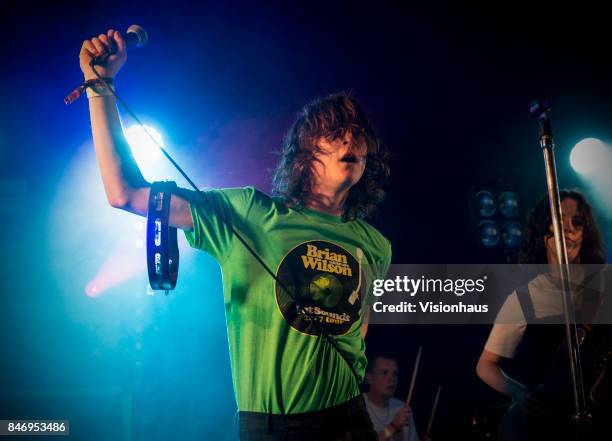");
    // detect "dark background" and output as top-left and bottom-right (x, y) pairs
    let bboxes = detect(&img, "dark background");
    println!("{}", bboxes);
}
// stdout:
(1, 1), (611, 439)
